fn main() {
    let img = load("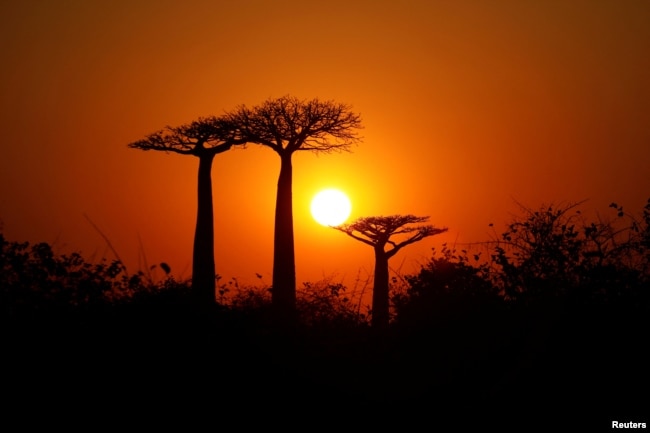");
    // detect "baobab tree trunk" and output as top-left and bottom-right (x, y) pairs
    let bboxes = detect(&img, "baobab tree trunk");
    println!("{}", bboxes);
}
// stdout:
(372, 247), (390, 330)
(272, 152), (297, 324)
(192, 153), (217, 305)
